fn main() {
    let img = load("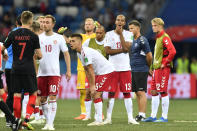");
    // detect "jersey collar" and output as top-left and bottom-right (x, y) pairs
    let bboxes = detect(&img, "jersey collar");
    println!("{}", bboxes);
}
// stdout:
(156, 30), (165, 38)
